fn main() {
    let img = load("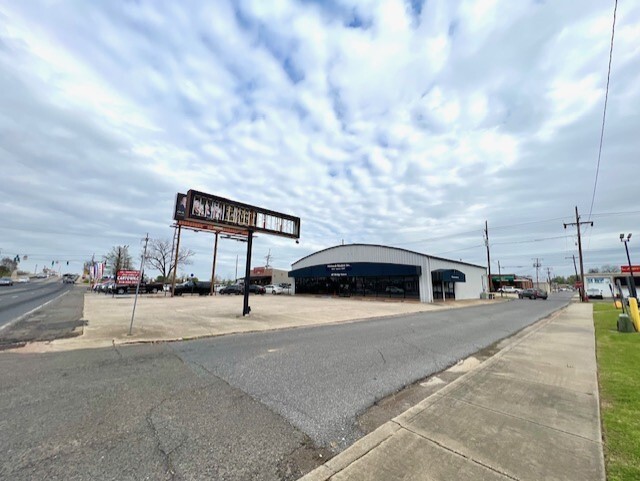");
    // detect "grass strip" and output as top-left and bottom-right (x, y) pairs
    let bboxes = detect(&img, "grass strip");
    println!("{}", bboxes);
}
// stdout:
(593, 302), (640, 480)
